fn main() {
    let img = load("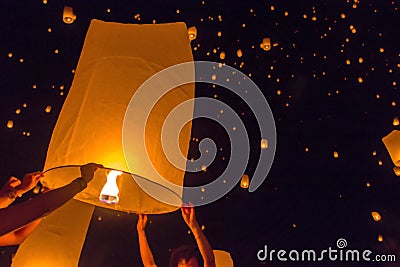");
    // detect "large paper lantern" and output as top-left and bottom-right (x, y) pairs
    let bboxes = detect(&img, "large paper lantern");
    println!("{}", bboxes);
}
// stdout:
(213, 250), (234, 267)
(13, 19), (194, 266)
(382, 130), (400, 176)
